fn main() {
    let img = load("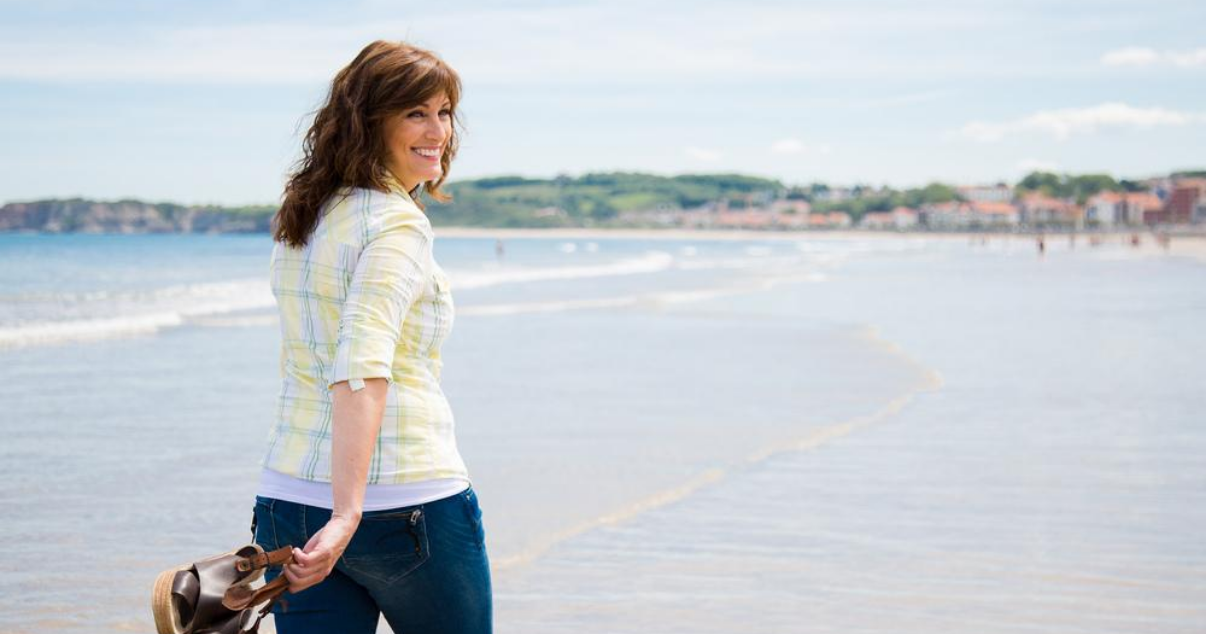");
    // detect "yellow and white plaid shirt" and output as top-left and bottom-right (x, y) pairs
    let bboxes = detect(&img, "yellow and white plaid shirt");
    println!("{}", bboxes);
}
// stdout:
(261, 179), (467, 485)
